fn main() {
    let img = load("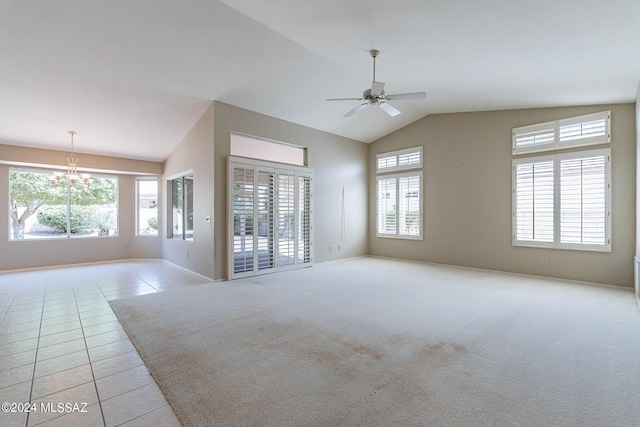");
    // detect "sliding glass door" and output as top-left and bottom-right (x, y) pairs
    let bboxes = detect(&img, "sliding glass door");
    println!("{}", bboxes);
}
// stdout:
(229, 158), (313, 279)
